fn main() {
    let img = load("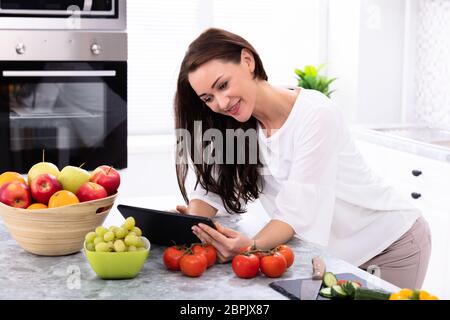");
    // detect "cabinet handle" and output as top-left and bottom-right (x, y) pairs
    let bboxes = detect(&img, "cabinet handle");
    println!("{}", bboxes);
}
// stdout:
(411, 170), (422, 177)
(411, 192), (422, 199)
